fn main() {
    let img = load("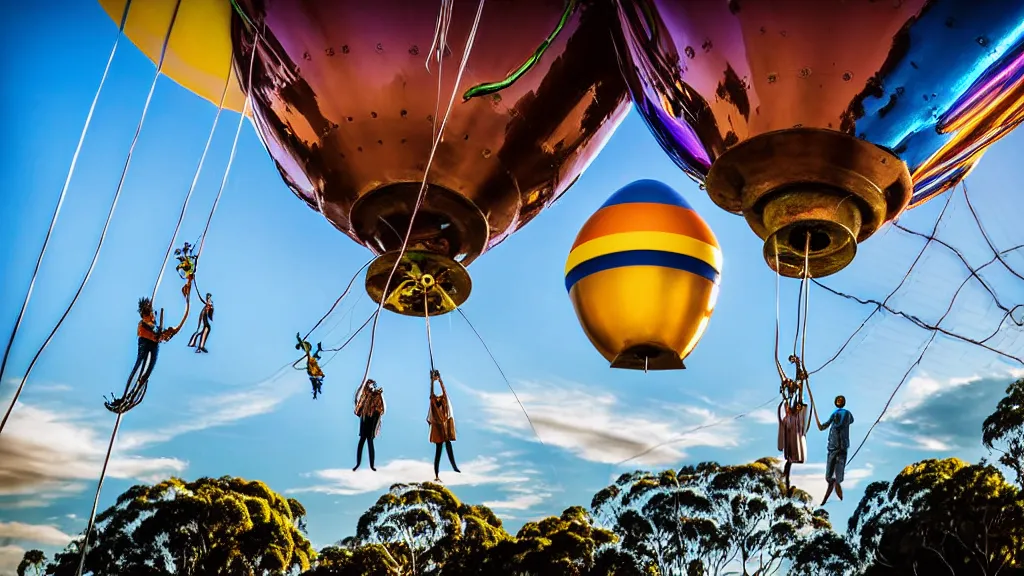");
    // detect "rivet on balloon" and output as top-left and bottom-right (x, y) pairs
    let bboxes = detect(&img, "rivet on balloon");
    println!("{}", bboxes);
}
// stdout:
(976, 36), (990, 47)
(842, 71), (853, 81)
(303, 51), (312, 61)
(684, 46), (696, 59)
(371, 111), (378, 118)
(400, 109), (408, 118)
(325, 48), (335, 57)
(357, 146), (363, 152)
(768, 72), (778, 84)
(376, 42), (384, 53)
(342, 45), (350, 54)
(701, 39), (713, 53)
(798, 67), (812, 79)
(482, 148), (492, 159)
(409, 45), (420, 56)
